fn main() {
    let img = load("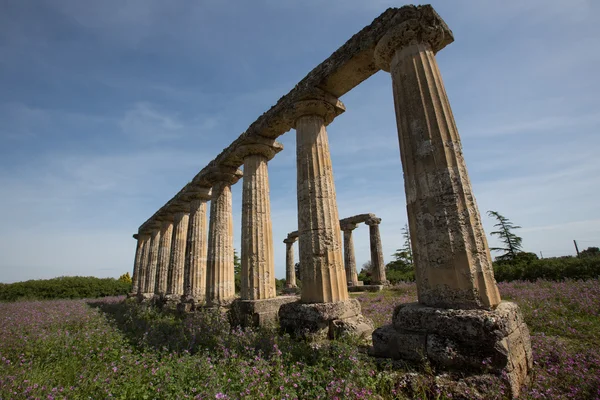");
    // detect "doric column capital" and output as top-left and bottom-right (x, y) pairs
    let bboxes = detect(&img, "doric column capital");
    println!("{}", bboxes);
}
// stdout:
(285, 89), (345, 128)
(233, 137), (284, 162)
(205, 166), (243, 186)
(137, 231), (151, 240)
(183, 186), (212, 202)
(365, 217), (382, 226)
(340, 222), (358, 232)
(283, 237), (297, 245)
(374, 9), (453, 71)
